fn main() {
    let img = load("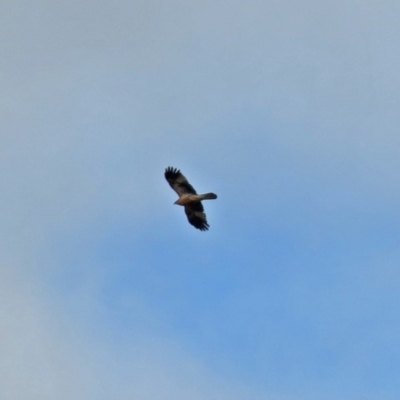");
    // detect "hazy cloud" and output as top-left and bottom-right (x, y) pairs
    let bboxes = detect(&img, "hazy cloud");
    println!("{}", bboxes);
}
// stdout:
(1, 1), (399, 399)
